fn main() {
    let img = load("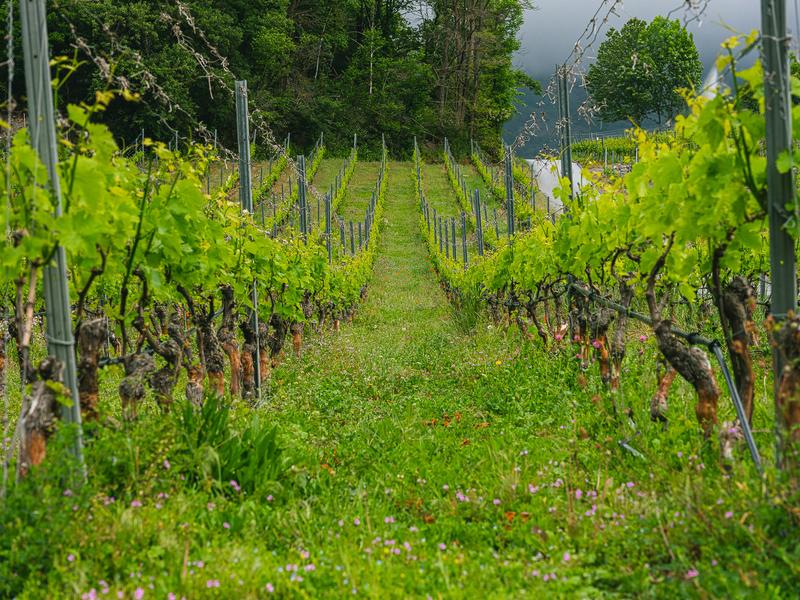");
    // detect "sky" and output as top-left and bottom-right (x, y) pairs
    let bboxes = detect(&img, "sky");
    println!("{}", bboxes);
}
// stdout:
(506, 0), (773, 154)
